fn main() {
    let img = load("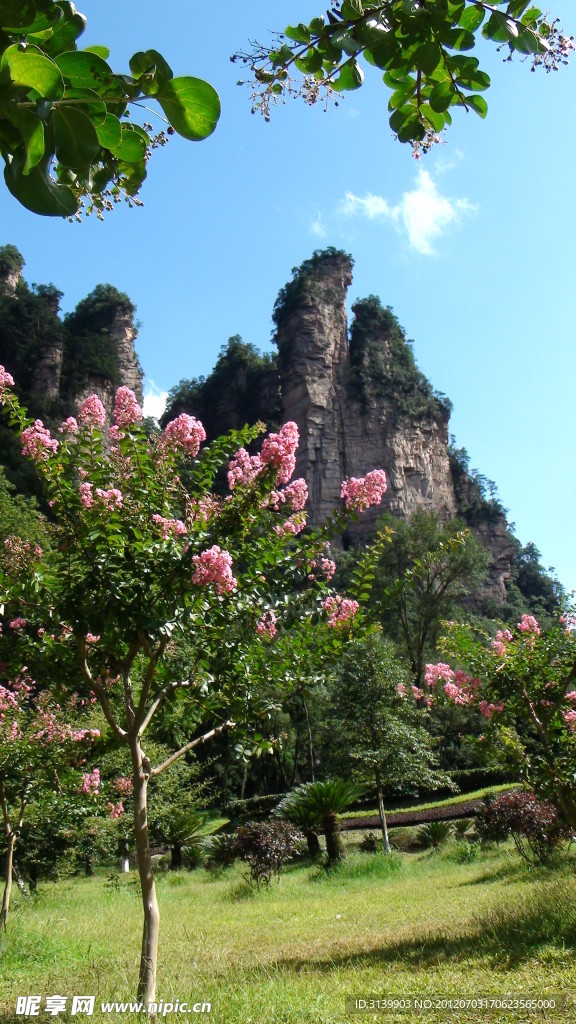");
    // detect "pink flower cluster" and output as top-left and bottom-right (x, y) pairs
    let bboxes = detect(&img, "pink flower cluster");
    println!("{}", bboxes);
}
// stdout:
(256, 610), (277, 639)
(491, 628), (513, 657)
(78, 394), (106, 427)
(340, 469), (387, 512)
(95, 488), (123, 511)
(563, 710), (576, 730)
(21, 420), (59, 462)
(0, 365), (14, 396)
(192, 545), (237, 594)
(227, 448), (262, 490)
(269, 478), (309, 512)
(274, 513), (307, 536)
(113, 387), (143, 428)
(78, 768), (100, 795)
(152, 514), (187, 539)
(9, 617), (26, 631)
(107, 801), (125, 819)
(162, 413), (206, 455)
(321, 557), (336, 579)
(59, 417), (78, 434)
(114, 776), (133, 796)
(517, 614), (541, 636)
(189, 495), (221, 523)
(322, 594), (359, 629)
(260, 422), (299, 485)
(424, 663), (455, 687)
(479, 700), (505, 721)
